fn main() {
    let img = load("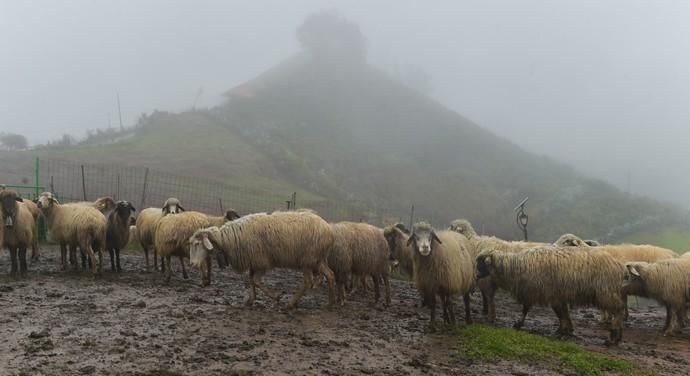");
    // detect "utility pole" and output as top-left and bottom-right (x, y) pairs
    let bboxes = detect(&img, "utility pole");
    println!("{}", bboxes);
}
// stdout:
(117, 93), (124, 131)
